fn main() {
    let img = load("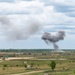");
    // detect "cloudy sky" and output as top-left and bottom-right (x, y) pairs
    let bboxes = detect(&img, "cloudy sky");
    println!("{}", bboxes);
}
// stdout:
(0, 0), (75, 49)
